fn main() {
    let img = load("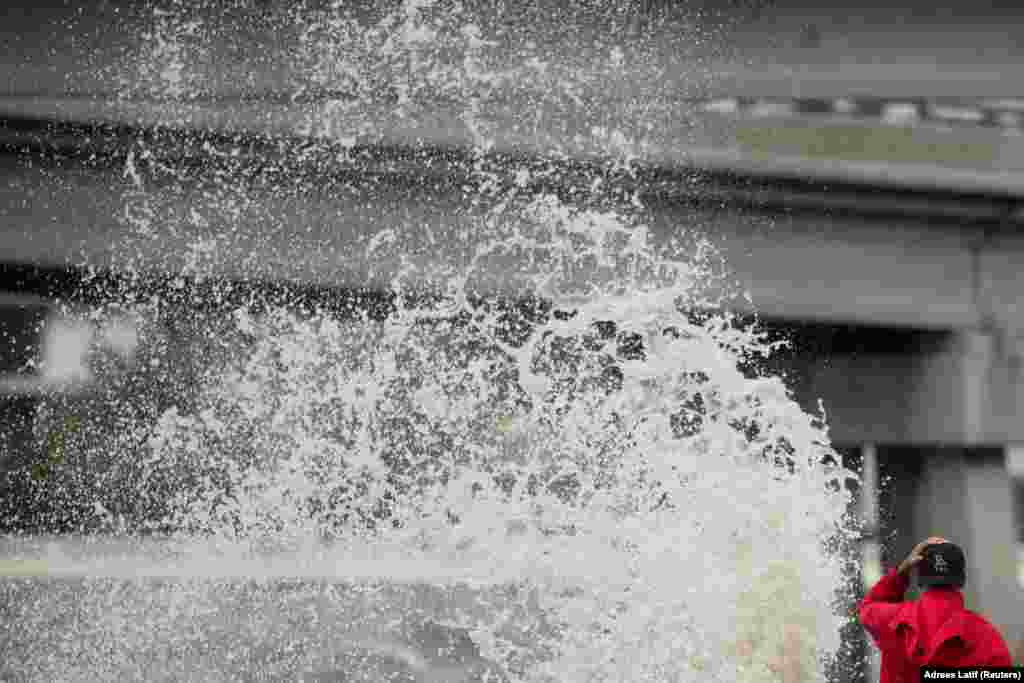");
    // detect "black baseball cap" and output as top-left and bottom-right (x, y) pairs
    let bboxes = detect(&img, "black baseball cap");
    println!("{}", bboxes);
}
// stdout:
(917, 542), (966, 588)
